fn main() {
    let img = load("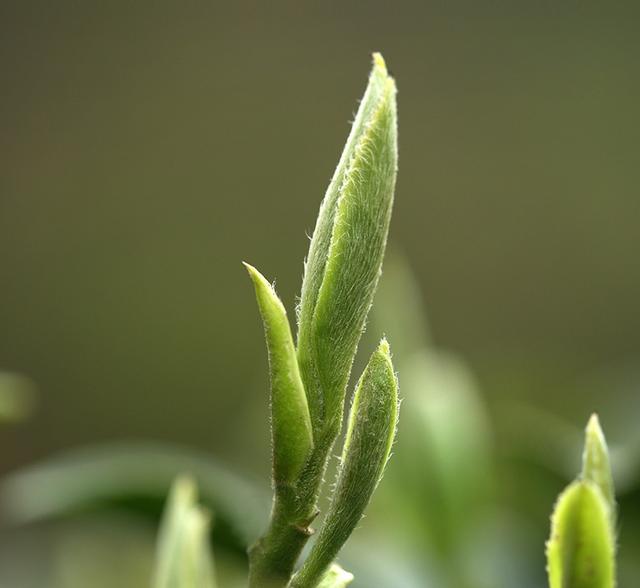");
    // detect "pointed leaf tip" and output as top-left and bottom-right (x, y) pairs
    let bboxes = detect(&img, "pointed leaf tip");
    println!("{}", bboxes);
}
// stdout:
(245, 263), (313, 484)
(377, 337), (391, 357)
(582, 413), (615, 520)
(372, 52), (387, 73)
(243, 261), (272, 292)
